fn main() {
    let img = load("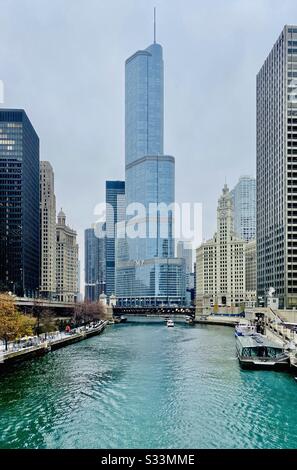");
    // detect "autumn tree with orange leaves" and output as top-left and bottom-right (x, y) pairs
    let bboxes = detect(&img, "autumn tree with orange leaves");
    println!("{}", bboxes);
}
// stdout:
(0, 294), (36, 350)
